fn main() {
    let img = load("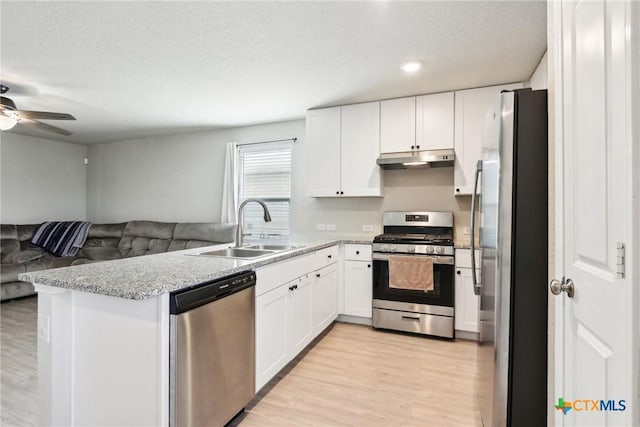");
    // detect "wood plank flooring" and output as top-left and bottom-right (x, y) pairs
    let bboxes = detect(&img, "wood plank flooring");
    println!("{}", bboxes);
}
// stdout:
(233, 323), (481, 427)
(0, 297), (481, 426)
(1, 296), (38, 427)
